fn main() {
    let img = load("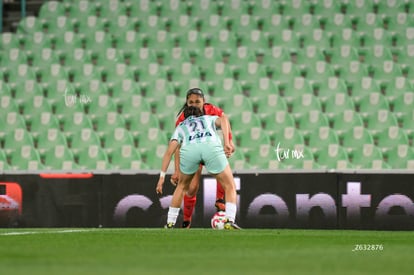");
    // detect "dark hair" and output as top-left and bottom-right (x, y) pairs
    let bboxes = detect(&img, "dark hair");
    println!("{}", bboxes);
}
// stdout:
(177, 88), (205, 116)
(186, 88), (204, 97)
(183, 105), (203, 118)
